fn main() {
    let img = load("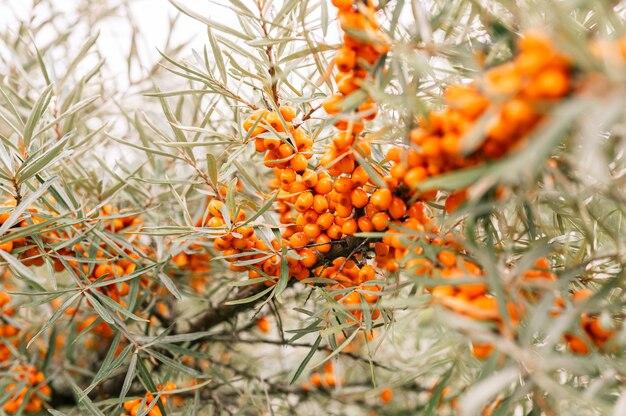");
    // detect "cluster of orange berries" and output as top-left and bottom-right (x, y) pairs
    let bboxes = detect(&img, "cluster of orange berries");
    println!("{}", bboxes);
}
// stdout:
(560, 289), (617, 354)
(387, 31), (573, 204)
(412, 247), (505, 359)
(121, 382), (176, 416)
(330, 0), (389, 99)
(2, 364), (51, 414)
(198, 195), (302, 285)
(64, 207), (147, 313)
(428, 255), (557, 359)
(246, 107), (312, 172)
(0, 199), (52, 266)
(303, 331), (376, 392)
(321, 257), (382, 320)
(240, 1), (399, 310)
(323, 1), (389, 178)
(0, 292), (19, 363)
(306, 362), (343, 391)
(171, 248), (211, 293)
(420, 249), (621, 358)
